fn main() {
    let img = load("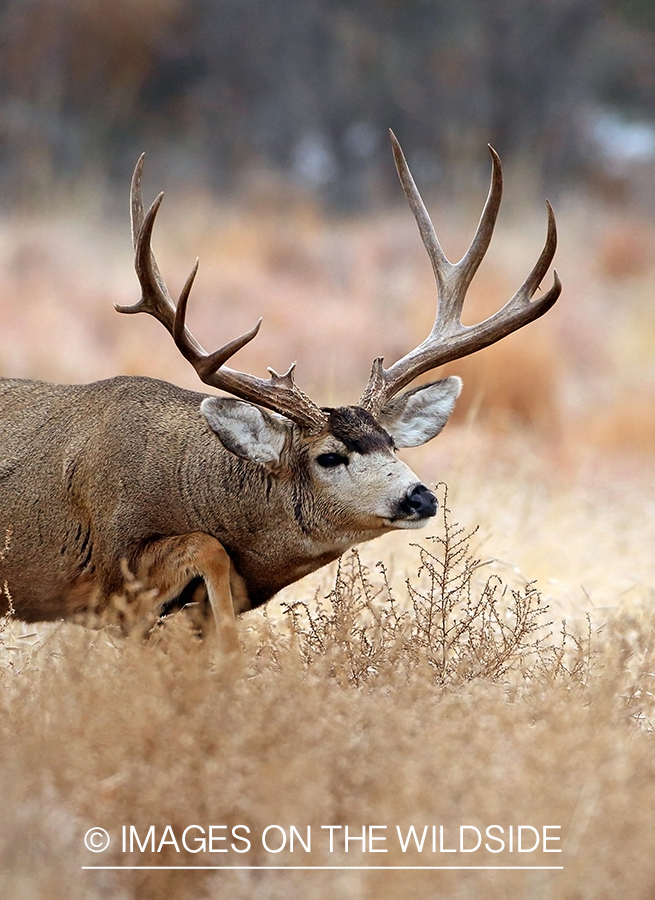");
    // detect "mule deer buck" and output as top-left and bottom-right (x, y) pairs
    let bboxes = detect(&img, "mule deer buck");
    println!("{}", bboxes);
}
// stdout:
(0, 133), (560, 656)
